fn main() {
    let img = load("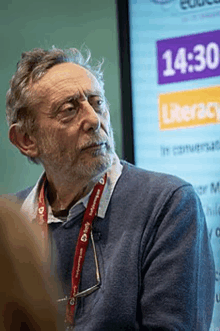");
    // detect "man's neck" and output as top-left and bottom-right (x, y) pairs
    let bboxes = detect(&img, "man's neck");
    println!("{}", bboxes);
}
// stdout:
(45, 172), (101, 214)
